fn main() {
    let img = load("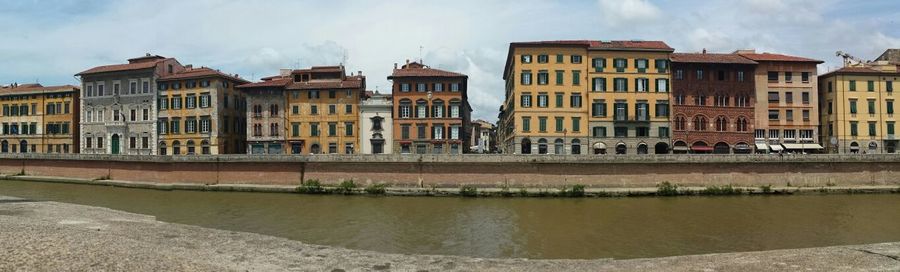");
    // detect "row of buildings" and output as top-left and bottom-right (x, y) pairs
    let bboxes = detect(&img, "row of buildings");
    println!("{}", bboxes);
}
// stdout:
(497, 41), (899, 154)
(0, 43), (895, 155)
